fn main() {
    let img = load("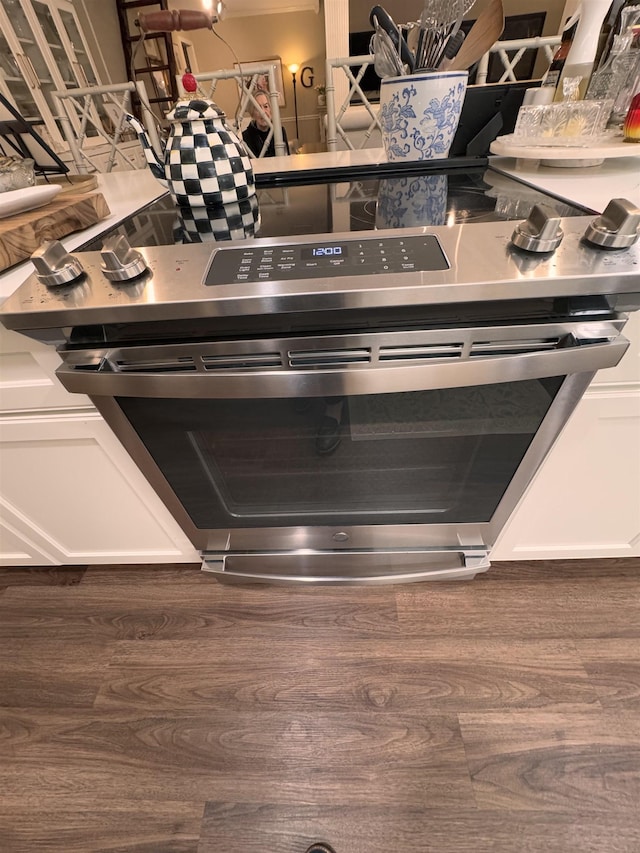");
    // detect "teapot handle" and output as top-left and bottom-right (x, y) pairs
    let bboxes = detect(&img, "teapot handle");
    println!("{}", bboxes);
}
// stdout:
(136, 9), (216, 32)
